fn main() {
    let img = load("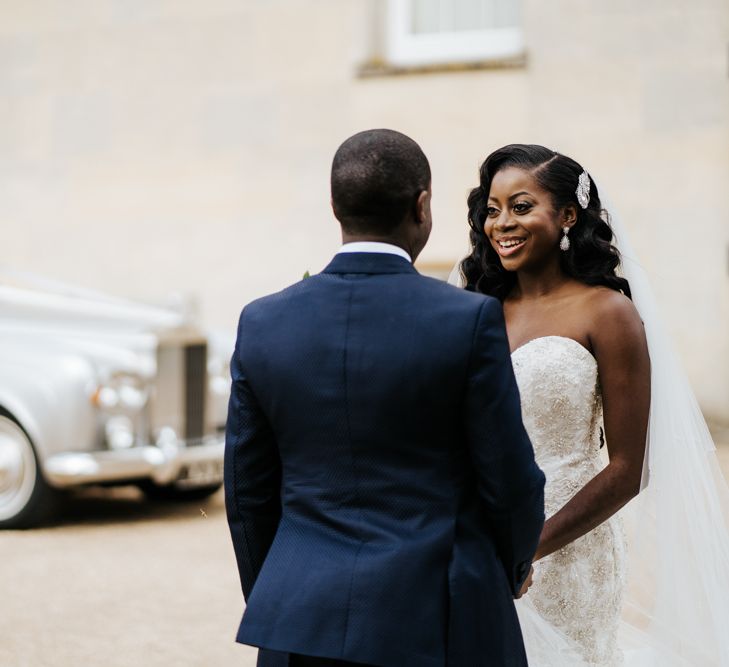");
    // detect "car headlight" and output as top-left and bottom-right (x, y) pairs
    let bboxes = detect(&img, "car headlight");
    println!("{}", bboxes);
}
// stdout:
(91, 373), (150, 413)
